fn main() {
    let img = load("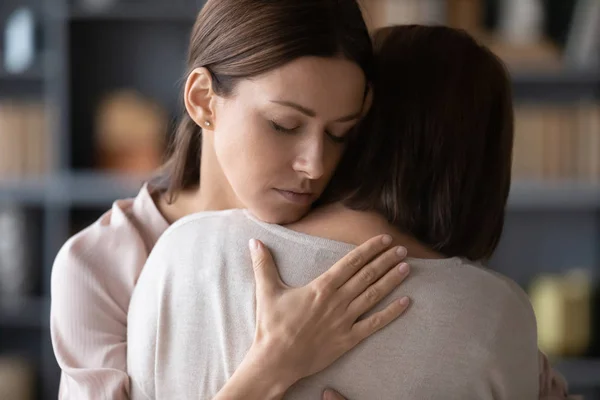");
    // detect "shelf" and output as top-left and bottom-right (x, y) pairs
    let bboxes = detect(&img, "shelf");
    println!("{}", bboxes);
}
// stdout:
(511, 69), (600, 85)
(47, 171), (147, 206)
(0, 177), (48, 205)
(555, 358), (600, 389)
(0, 65), (44, 82)
(0, 172), (146, 207)
(510, 69), (600, 102)
(0, 65), (45, 97)
(0, 297), (49, 329)
(69, 3), (202, 22)
(508, 181), (600, 210)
